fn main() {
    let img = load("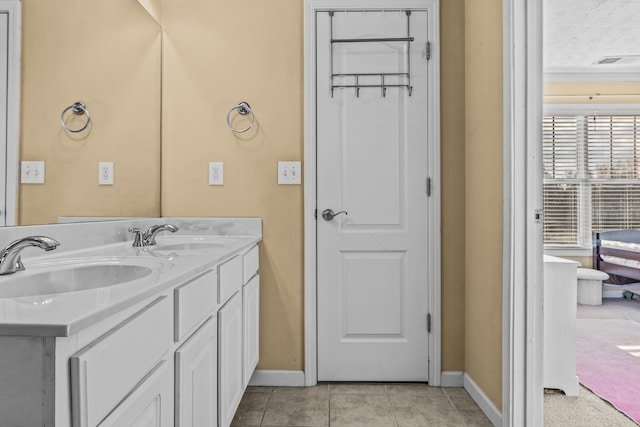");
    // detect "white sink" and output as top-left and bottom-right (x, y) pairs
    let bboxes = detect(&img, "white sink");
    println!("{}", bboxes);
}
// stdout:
(0, 257), (171, 298)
